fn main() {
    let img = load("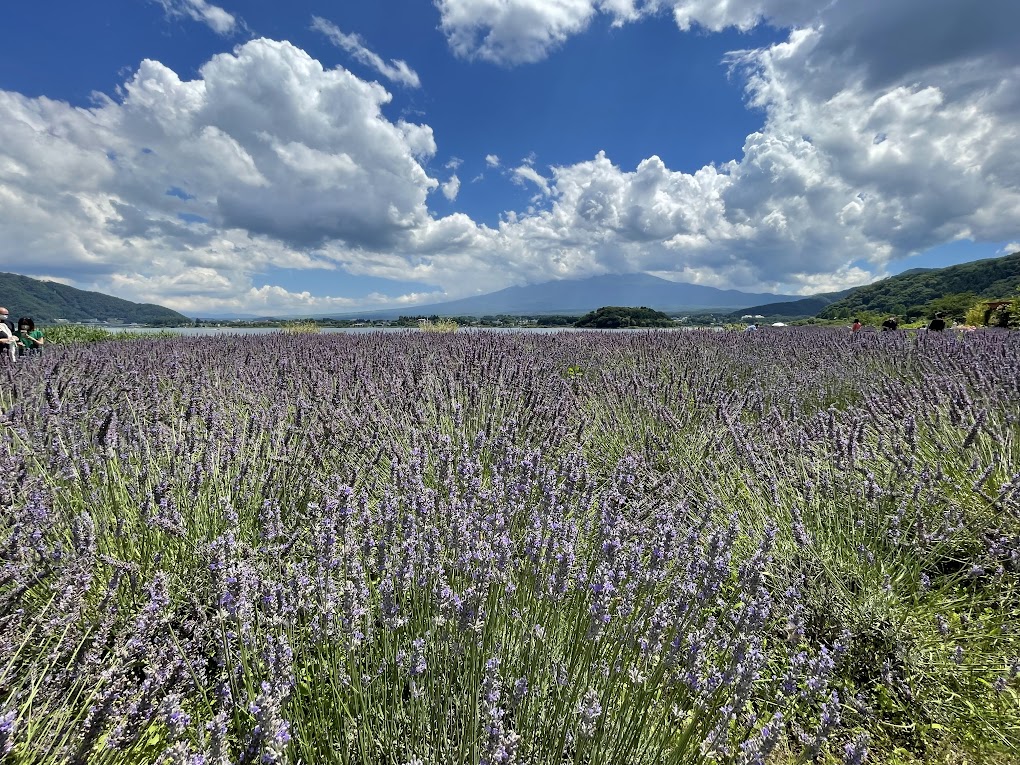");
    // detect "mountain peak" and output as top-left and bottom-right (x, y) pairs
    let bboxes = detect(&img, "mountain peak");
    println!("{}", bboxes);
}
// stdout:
(328, 273), (796, 319)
